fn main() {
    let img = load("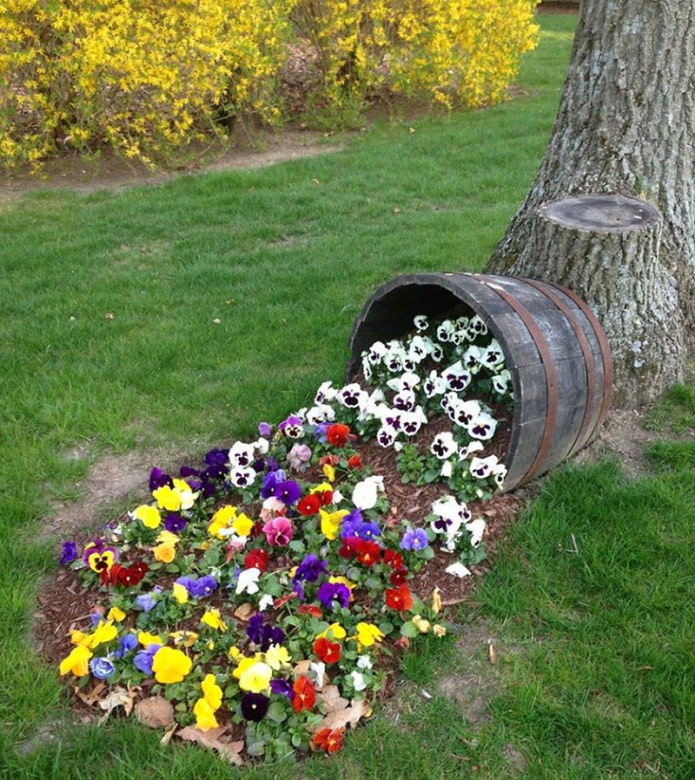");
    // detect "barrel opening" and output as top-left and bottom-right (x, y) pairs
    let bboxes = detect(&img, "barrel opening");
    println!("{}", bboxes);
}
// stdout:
(347, 282), (479, 378)
(348, 273), (612, 492)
